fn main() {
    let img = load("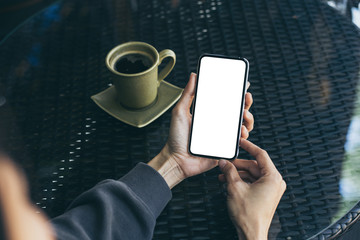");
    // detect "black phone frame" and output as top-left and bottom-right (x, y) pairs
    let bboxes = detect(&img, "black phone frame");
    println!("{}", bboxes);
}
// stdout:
(188, 53), (249, 160)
